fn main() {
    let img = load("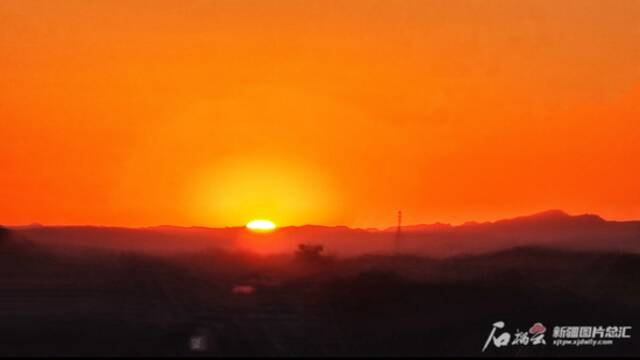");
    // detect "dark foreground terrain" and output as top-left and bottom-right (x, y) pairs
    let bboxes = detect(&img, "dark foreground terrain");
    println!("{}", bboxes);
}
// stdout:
(0, 226), (639, 356)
